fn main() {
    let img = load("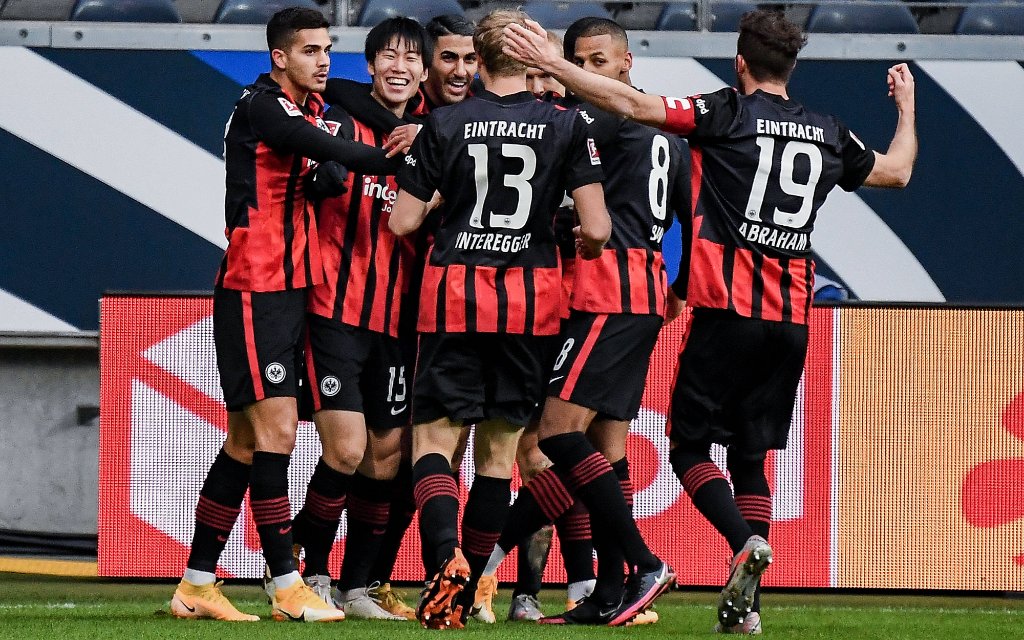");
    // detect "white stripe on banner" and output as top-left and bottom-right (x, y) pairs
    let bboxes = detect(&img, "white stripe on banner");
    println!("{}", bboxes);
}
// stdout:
(631, 58), (945, 302)
(0, 47), (227, 250)
(920, 60), (1024, 178)
(0, 288), (77, 331)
